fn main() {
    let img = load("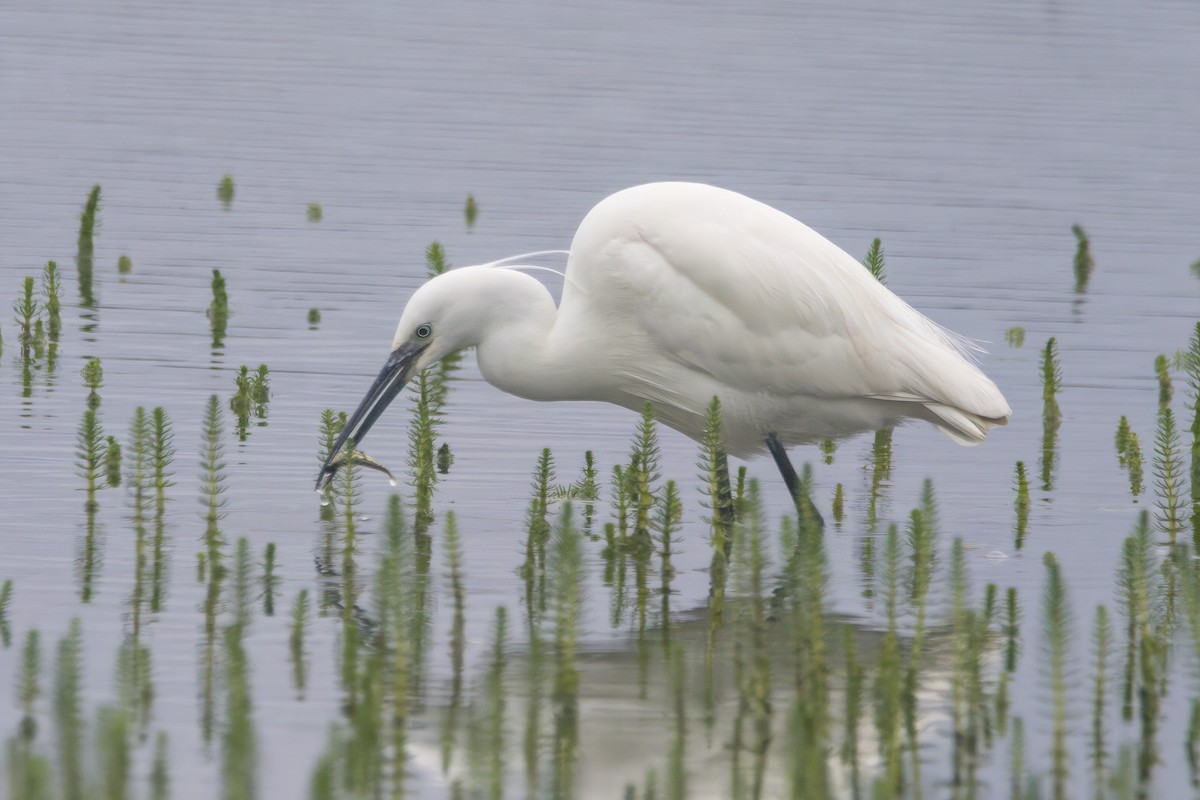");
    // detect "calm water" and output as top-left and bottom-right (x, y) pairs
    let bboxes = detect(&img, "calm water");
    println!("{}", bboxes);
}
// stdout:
(2, 0), (1199, 796)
